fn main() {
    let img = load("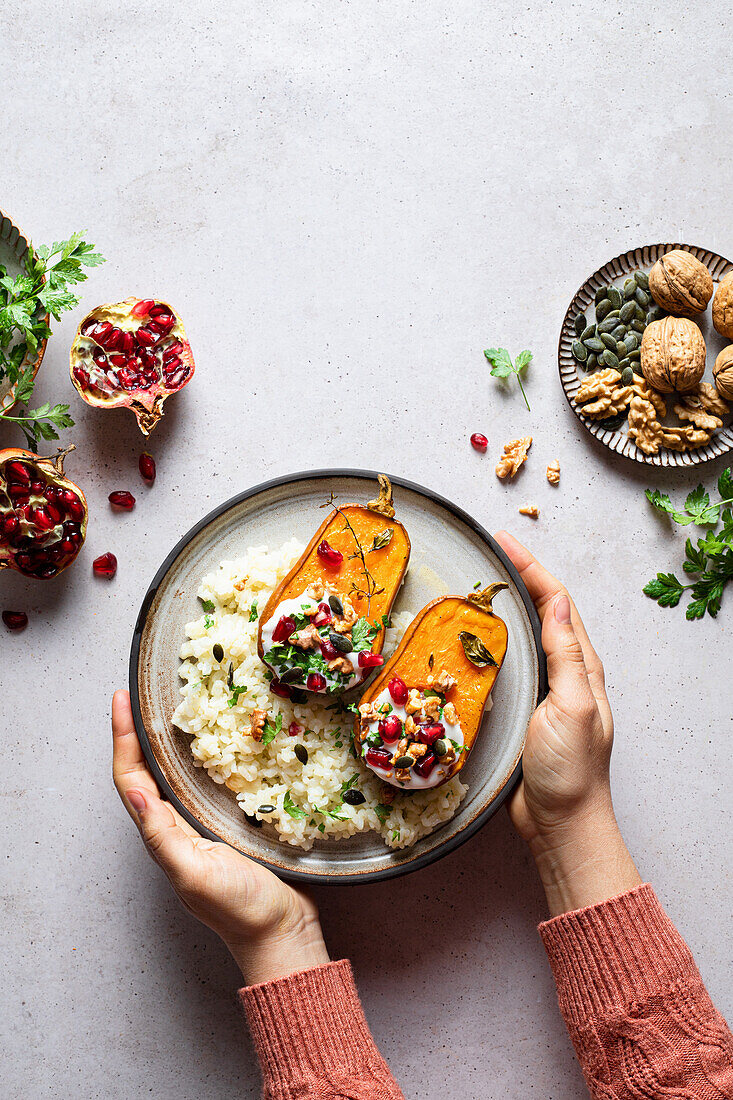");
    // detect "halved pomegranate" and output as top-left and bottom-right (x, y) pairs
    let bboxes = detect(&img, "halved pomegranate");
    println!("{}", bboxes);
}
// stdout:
(0, 447), (87, 579)
(69, 297), (195, 435)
